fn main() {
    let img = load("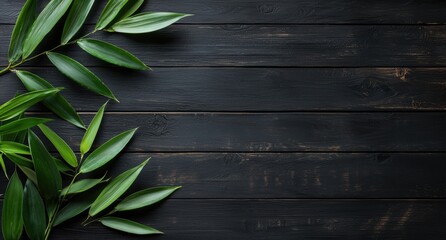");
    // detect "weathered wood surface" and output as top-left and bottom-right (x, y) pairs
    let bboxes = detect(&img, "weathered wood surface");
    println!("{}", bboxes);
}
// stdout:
(2, 25), (446, 67)
(0, 200), (441, 240)
(1, 153), (446, 199)
(2, 0), (446, 24)
(1, 67), (446, 111)
(29, 112), (446, 152)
